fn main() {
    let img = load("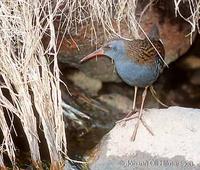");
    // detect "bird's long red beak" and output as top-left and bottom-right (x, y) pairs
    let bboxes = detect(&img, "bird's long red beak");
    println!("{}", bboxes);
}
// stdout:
(80, 48), (105, 63)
